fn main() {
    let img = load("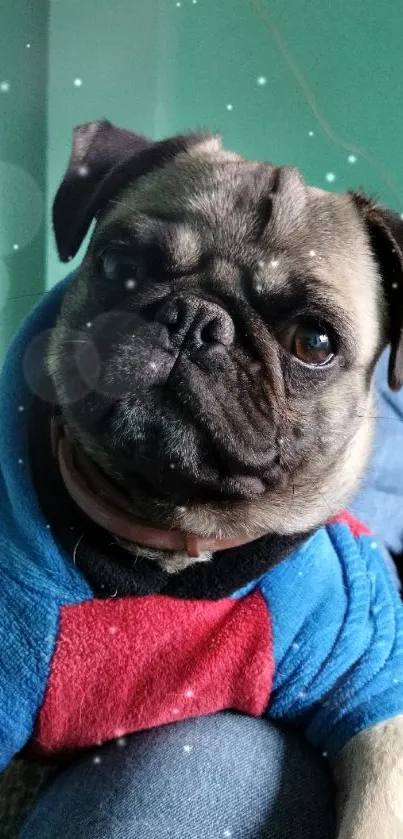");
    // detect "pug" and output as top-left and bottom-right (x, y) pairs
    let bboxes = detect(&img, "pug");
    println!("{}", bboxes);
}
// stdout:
(11, 120), (403, 837)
